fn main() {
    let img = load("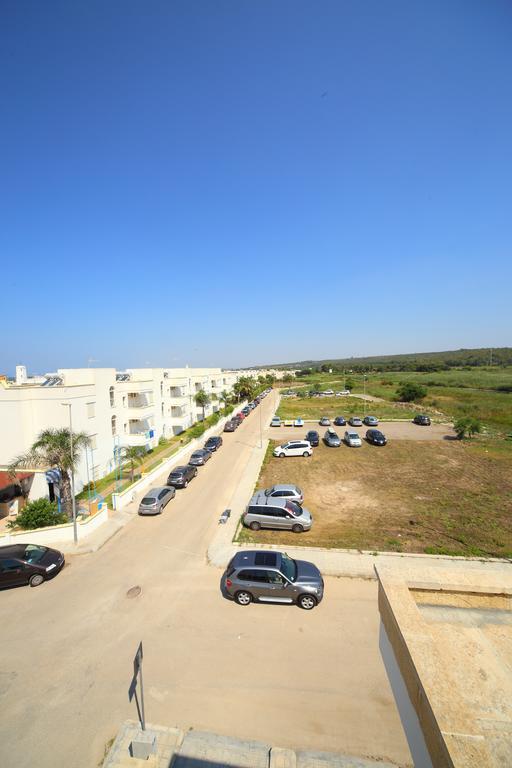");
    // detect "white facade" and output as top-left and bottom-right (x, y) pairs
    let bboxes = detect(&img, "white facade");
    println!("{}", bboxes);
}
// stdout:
(0, 366), (237, 500)
(228, 368), (295, 380)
